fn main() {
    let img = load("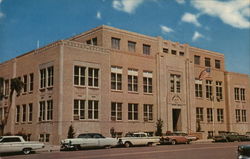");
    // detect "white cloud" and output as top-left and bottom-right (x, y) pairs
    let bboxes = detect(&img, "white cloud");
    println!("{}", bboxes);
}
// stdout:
(192, 31), (203, 41)
(176, 0), (185, 4)
(181, 12), (201, 27)
(0, 0), (3, 4)
(191, 0), (250, 29)
(96, 11), (102, 19)
(112, 0), (144, 14)
(160, 25), (174, 34)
